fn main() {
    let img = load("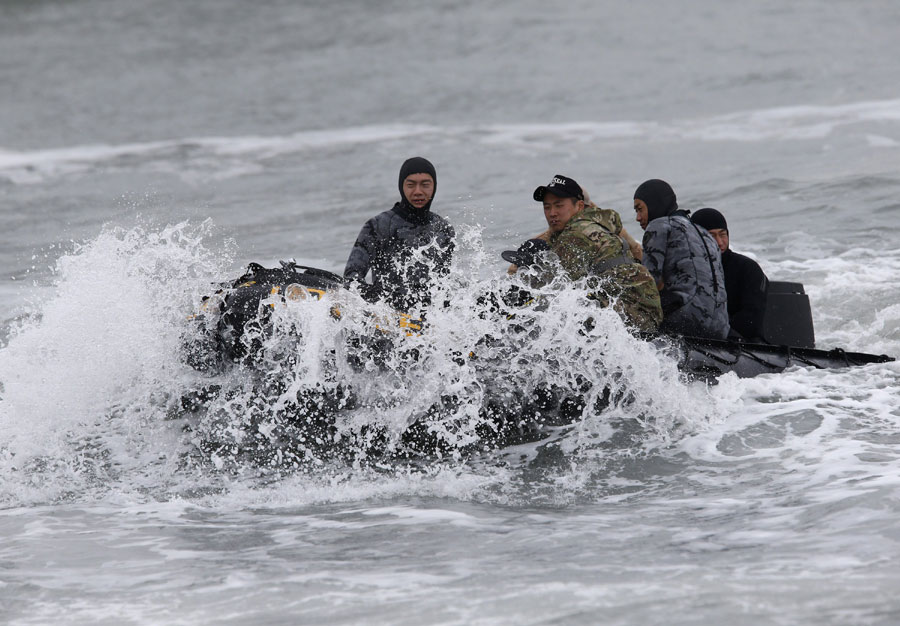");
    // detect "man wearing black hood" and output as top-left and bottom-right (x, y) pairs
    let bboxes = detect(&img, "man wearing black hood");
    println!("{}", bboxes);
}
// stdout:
(633, 179), (730, 339)
(344, 157), (455, 311)
(691, 208), (768, 341)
